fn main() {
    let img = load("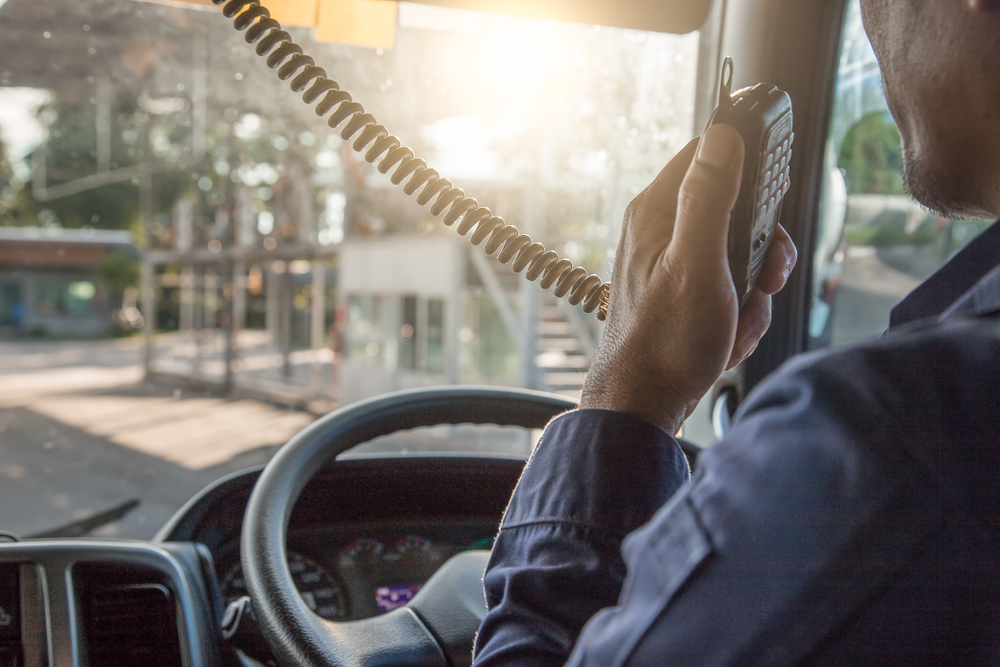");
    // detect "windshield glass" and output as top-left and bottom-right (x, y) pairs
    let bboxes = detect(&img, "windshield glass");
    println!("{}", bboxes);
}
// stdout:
(0, 0), (702, 538)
